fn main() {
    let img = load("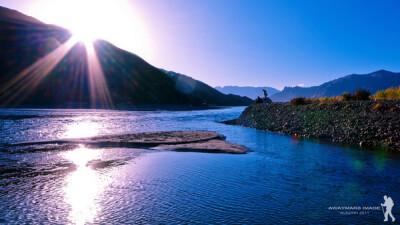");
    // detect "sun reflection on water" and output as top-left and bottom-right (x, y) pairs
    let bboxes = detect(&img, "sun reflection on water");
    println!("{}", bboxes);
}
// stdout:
(64, 121), (101, 138)
(64, 145), (100, 166)
(63, 146), (105, 225)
